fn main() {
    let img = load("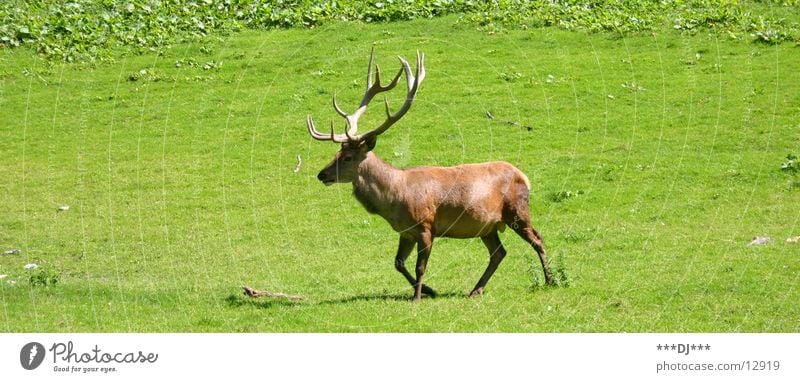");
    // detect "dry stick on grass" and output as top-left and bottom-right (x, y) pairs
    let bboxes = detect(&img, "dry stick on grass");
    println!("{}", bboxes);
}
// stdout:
(486, 111), (533, 131)
(293, 155), (302, 173)
(242, 285), (304, 301)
